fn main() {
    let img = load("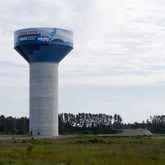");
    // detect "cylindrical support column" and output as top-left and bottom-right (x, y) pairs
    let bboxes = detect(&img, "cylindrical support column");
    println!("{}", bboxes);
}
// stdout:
(29, 62), (58, 137)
